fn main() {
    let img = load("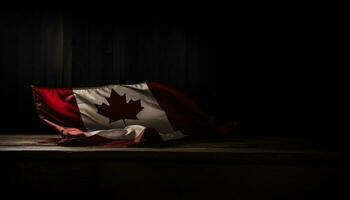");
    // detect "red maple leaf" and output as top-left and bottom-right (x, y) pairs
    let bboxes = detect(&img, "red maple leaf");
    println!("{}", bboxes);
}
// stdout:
(95, 89), (144, 126)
